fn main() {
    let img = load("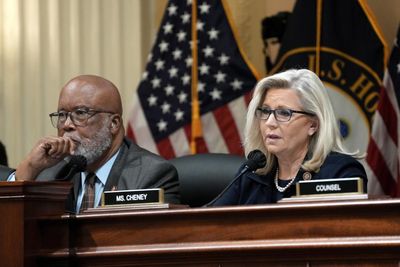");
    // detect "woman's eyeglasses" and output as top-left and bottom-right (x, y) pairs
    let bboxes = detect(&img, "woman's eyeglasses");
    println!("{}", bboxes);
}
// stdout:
(255, 107), (314, 122)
